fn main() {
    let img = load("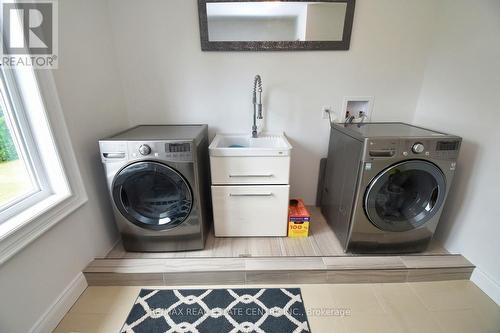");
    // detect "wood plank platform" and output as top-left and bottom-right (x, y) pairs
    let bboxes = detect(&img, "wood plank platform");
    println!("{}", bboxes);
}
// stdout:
(105, 207), (448, 259)
(84, 255), (474, 286)
(84, 207), (474, 286)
